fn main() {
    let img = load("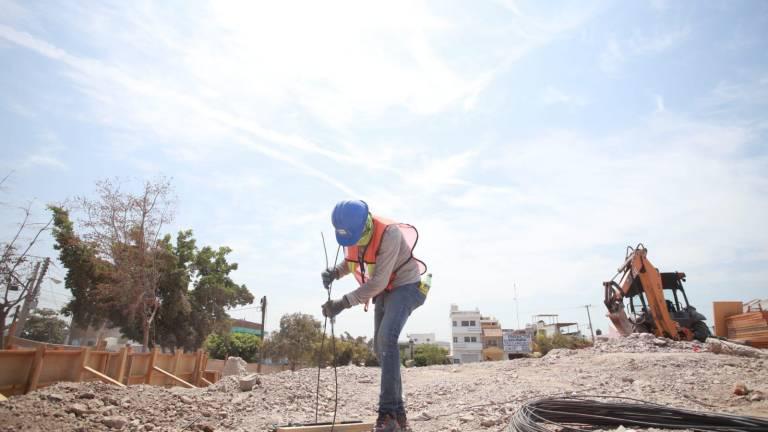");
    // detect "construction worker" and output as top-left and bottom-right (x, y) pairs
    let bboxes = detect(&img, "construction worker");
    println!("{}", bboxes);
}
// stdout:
(321, 200), (427, 432)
